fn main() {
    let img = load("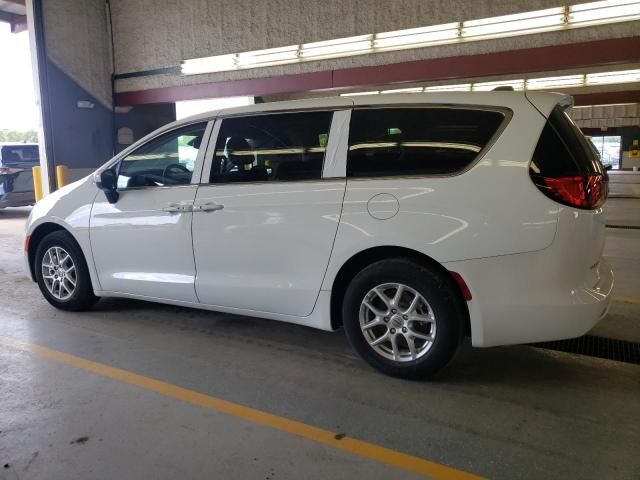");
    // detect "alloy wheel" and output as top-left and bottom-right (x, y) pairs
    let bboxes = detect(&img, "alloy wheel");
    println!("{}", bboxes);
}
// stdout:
(359, 282), (437, 362)
(41, 246), (77, 301)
